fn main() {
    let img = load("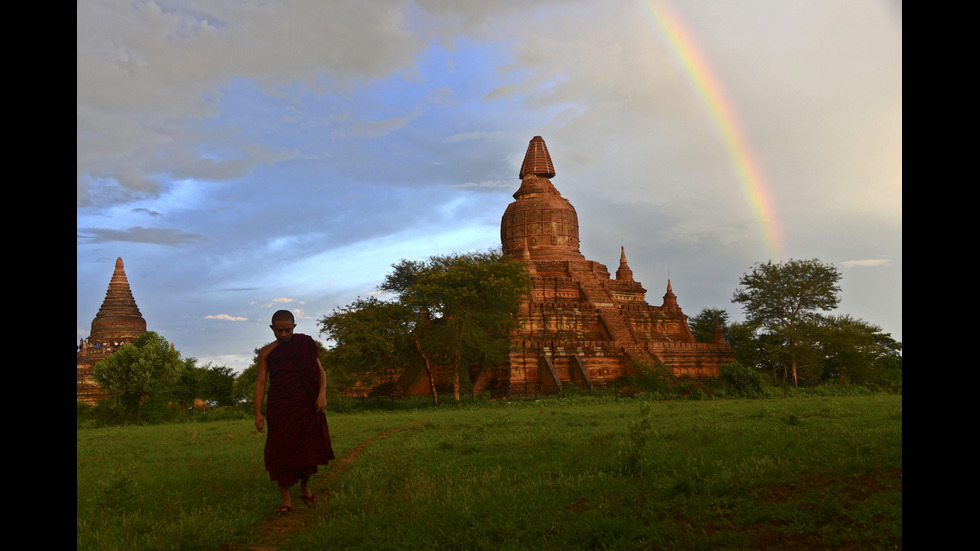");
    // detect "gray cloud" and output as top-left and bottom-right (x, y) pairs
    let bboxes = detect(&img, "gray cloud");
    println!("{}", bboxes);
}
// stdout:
(842, 259), (891, 268)
(131, 207), (162, 217)
(77, 226), (208, 246)
(77, 0), (427, 204)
